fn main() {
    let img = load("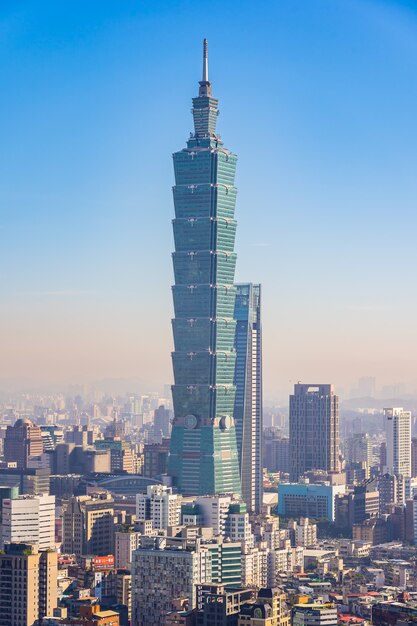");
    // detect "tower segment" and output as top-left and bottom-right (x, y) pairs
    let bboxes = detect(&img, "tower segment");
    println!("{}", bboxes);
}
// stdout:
(168, 40), (242, 496)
